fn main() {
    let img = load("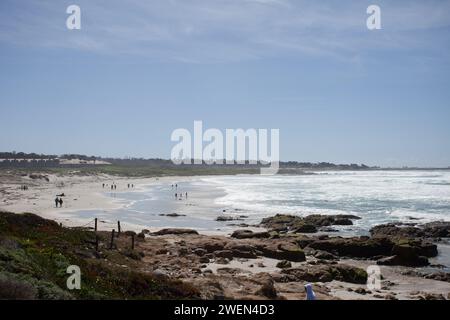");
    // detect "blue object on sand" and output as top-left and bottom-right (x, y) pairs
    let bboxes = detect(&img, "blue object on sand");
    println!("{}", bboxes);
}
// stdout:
(305, 283), (316, 300)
